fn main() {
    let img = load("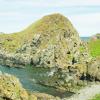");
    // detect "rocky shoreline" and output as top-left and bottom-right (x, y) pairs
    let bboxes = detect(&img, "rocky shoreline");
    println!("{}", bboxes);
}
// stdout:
(0, 49), (31, 68)
(65, 83), (100, 100)
(0, 73), (60, 100)
(0, 13), (100, 100)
